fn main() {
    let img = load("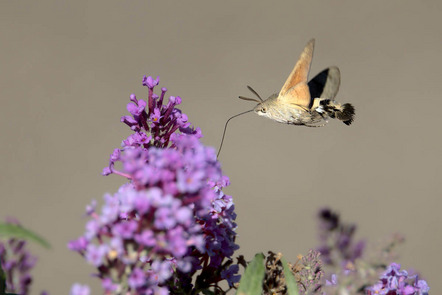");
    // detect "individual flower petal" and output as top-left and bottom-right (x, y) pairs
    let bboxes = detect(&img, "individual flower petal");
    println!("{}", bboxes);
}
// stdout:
(112, 220), (138, 239)
(67, 236), (88, 252)
(135, 229), (156, 247)
(85, 244), (108, 267)
(151, 260), (173, 283)
(142, 75), (160, 88)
